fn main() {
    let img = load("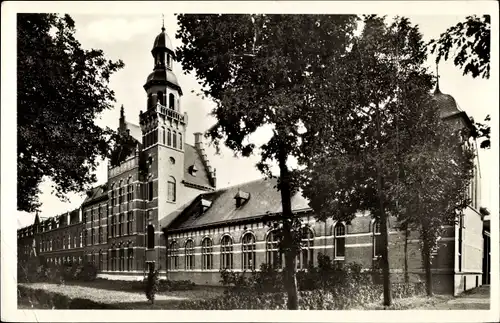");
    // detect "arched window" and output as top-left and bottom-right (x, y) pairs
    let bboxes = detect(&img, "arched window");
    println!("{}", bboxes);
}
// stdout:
(297, 227), (314, 269)
(111, 216), (116, 237)
(201, 238), (213, 270)
(161, 126), (166, 144)
(172, 131), (177, 149)
(179, 133), (183, 150)
(147, 224), (155, 249)
(334, 223), (346, 259)
(168, 241), (179, 269)
(169, 93), (175, 110)
(185, 239), (195, 270)
(220, 235), (233, 270)
(127, 212), (133, 235)
(167, 177), (176, 202)
(119, 248), (125, 271)
(266, 230), (282, 268)
(242, 232), (256, 270)
(157, 91), (164, 105)
(373, 220), (382, 258)
(127, 248), (133, 271)
(119, 213), (125, 236)
(127, 177), (133, 202)
(167, 129), (172, 146)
